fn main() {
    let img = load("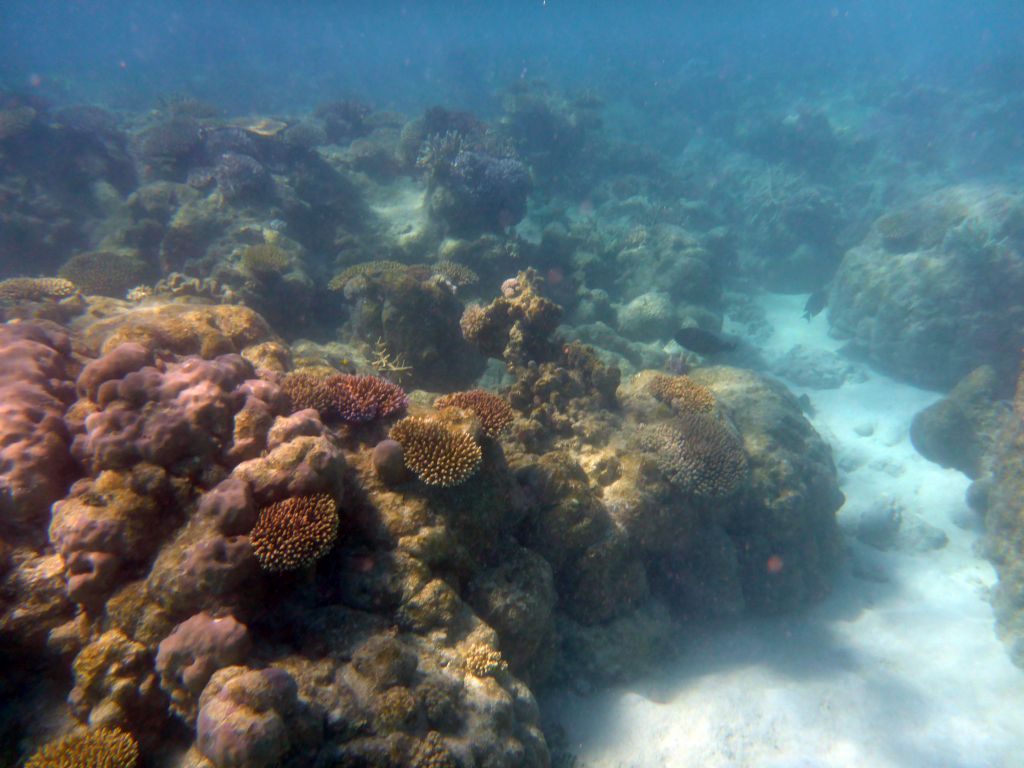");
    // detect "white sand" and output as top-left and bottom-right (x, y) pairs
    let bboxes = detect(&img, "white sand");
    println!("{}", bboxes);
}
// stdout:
(545, 293), (1024, 768)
